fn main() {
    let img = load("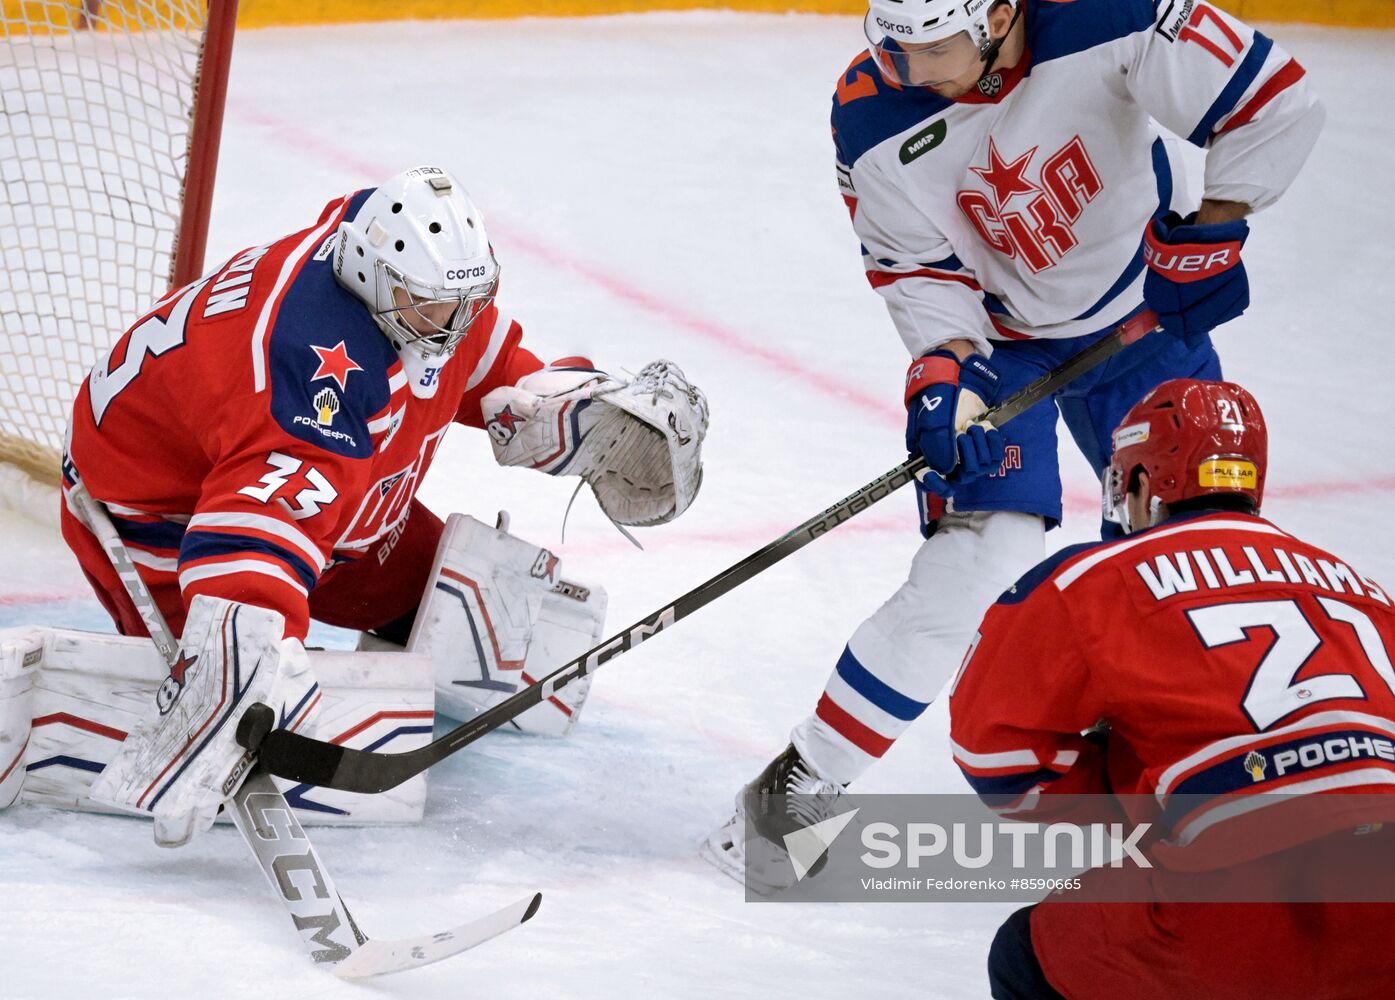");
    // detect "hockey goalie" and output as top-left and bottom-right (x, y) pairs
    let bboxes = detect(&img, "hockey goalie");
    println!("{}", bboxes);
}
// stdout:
(0, 165), (708, 845)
